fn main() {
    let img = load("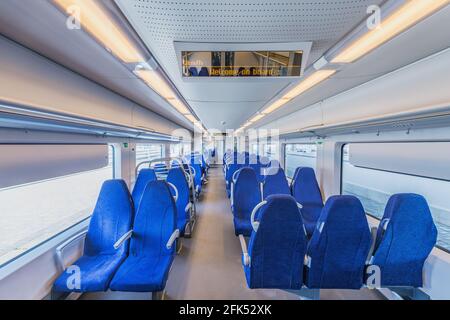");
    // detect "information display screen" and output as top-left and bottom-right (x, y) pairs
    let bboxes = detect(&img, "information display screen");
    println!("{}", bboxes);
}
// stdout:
(182, 51), (303, 77)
